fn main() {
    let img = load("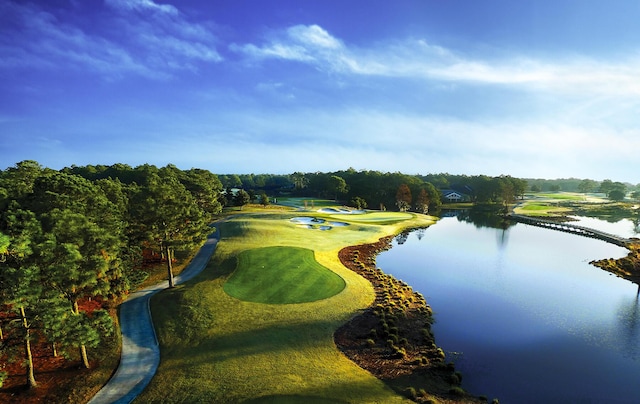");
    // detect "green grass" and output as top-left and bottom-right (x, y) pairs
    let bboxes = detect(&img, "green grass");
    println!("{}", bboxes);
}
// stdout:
(514, 202), (572, 217)
(329, 212), (414, 224)
(521, 203), (553, 211)
(275, 197), (341, 209)
(534, 192), (584, 201)
(138, 209), (436, 403)
(224, 246), (346, 304)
